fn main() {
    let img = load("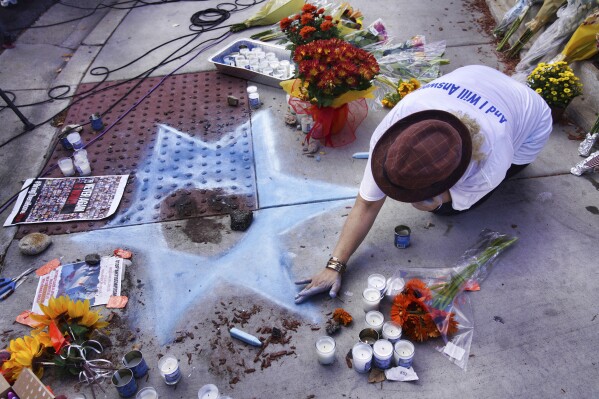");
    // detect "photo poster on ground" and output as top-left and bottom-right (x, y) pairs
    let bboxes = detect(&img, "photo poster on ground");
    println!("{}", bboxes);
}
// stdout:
(3, 175), (129, 226)
(32, 256), (125, 314)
